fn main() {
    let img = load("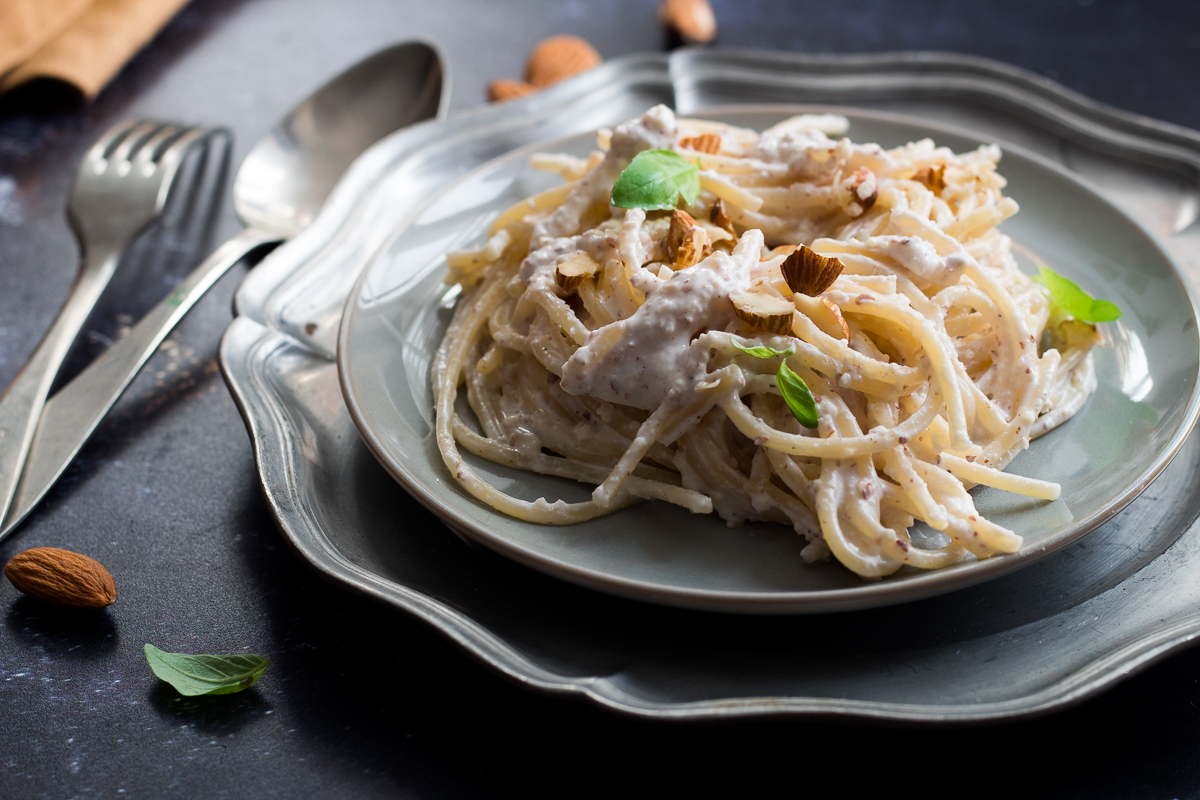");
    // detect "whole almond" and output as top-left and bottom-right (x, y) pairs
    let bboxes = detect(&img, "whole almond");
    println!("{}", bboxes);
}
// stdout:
(524, 36), (602, 88)
(488, 78), (536, 103)
(5, 547), (117, 609)
(659, 0), (718, 43)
